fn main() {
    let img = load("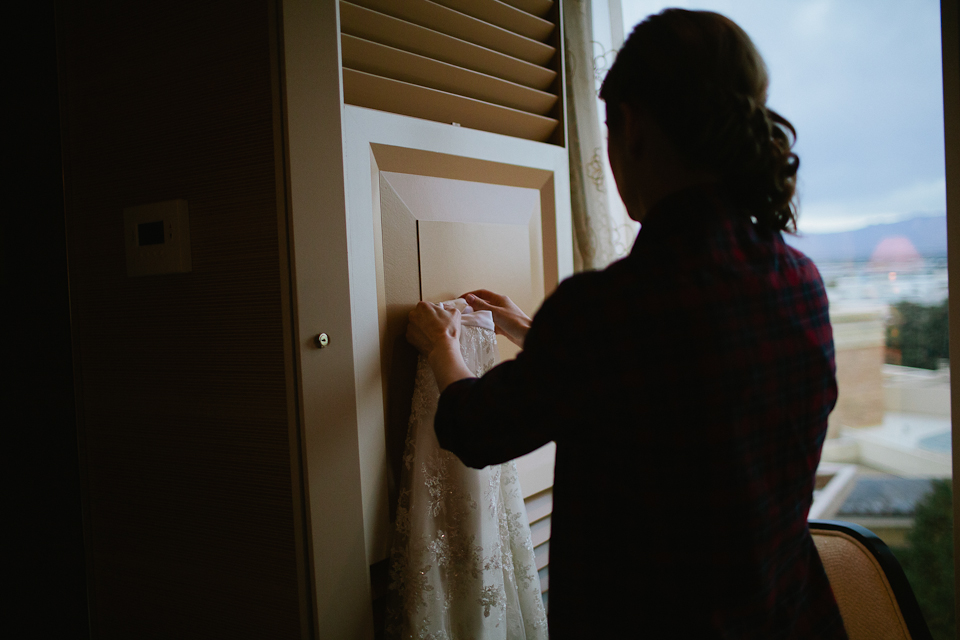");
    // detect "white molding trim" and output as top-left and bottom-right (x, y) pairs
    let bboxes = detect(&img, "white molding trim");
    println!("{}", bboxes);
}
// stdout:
(281, 0), (373, 637)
